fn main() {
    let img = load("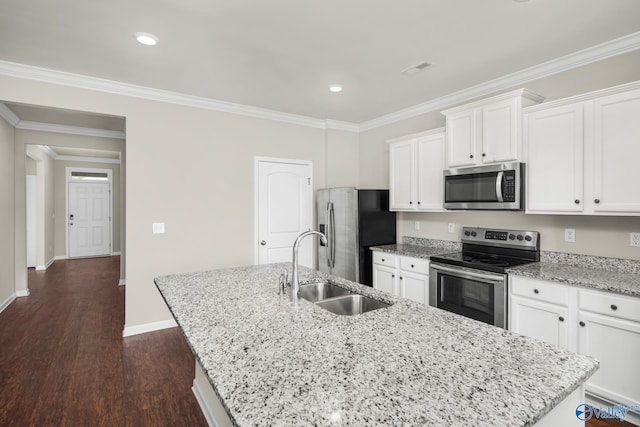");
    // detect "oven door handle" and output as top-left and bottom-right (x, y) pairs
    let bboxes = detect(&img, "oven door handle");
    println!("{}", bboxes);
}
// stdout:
(430, 263), (505, 283)
(495, 171), (504, 203)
